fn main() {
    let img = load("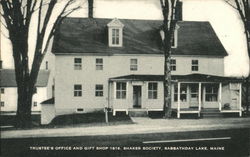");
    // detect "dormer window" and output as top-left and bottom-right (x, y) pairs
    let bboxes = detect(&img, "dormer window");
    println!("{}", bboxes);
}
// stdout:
(107, 18), (124, 47)
(112, 29), (120, 45)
